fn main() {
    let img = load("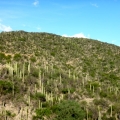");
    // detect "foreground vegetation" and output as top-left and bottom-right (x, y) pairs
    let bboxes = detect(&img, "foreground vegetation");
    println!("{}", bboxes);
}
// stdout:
(0, 31), (120, 120)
